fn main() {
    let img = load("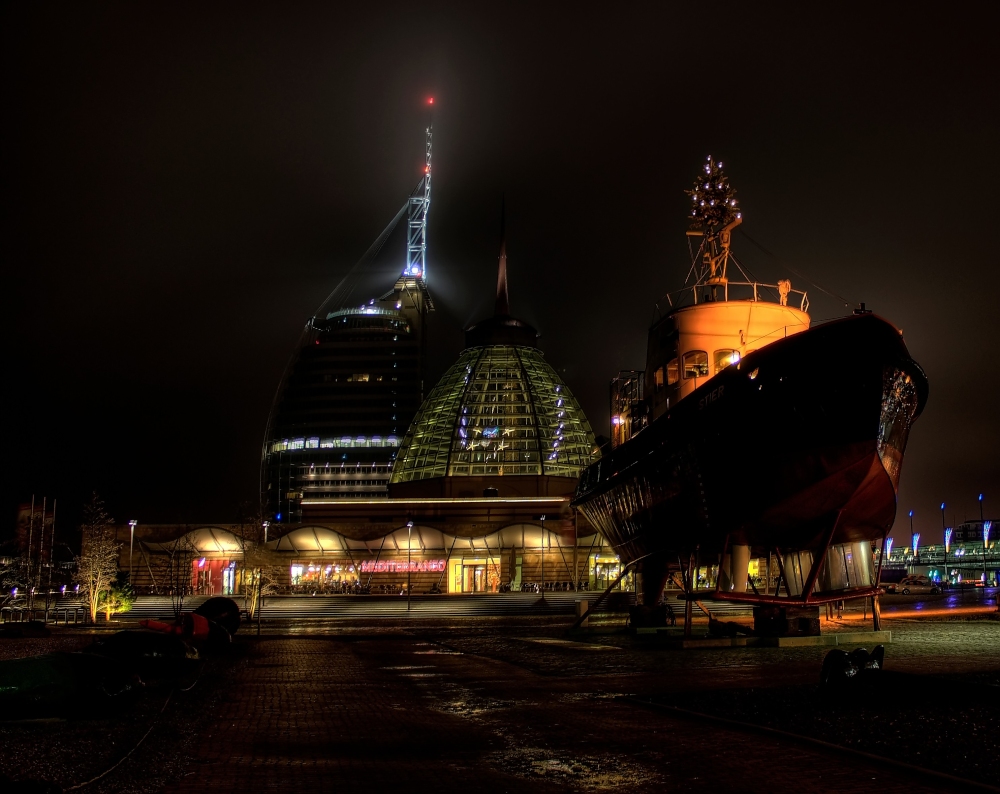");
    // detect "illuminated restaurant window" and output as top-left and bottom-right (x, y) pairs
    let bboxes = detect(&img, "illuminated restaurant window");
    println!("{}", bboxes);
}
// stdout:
(682, 351), (708, 379)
